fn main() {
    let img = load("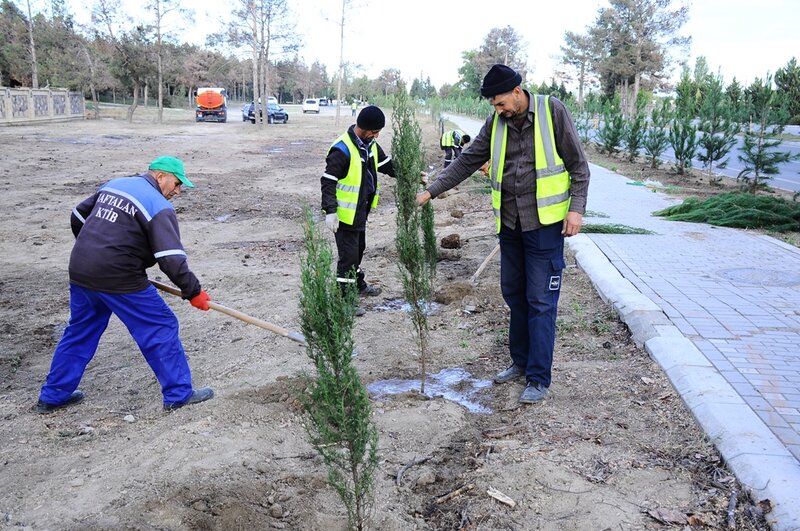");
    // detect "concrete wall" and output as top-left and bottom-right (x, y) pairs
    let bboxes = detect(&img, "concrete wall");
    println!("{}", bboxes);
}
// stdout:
(0, 87), (85, 125)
